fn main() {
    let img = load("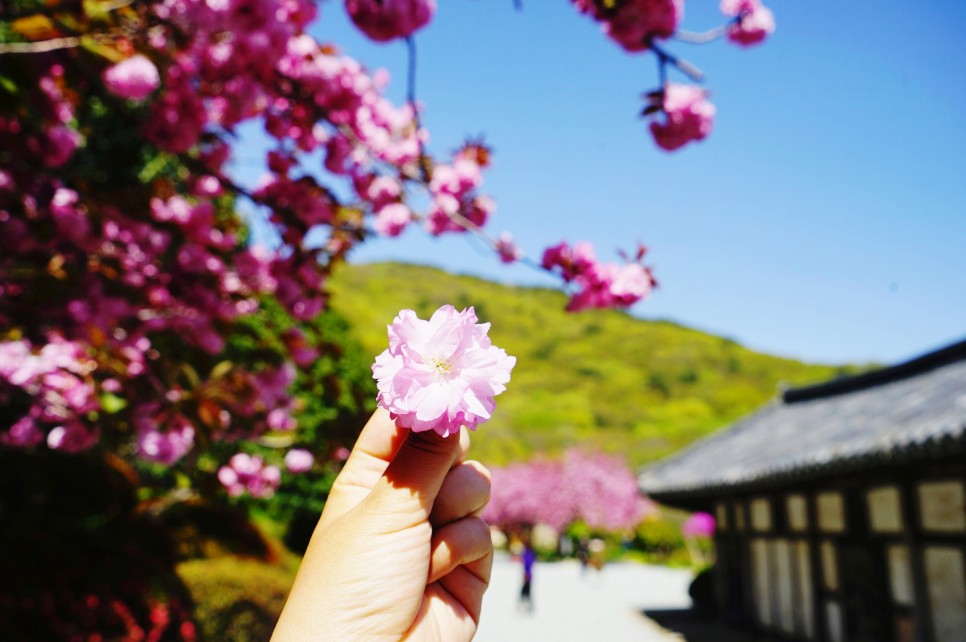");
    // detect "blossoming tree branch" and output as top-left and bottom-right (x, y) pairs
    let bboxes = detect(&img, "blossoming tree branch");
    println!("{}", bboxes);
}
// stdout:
(0, 0), (773, 493)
